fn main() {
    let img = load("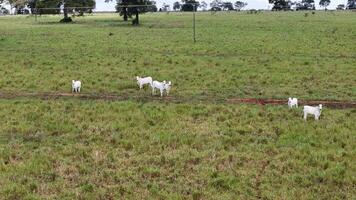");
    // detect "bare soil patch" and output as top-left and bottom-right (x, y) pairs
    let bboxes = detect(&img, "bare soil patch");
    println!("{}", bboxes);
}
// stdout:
(0, 91), (355, 109)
